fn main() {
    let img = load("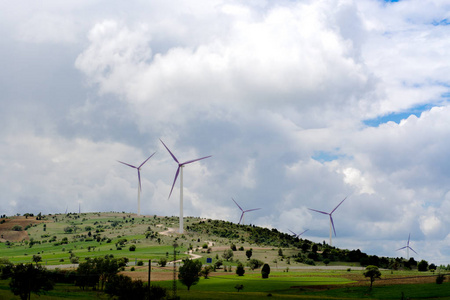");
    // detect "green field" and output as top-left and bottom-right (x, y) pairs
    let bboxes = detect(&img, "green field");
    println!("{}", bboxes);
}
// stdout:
(1, 212), (449, 299)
